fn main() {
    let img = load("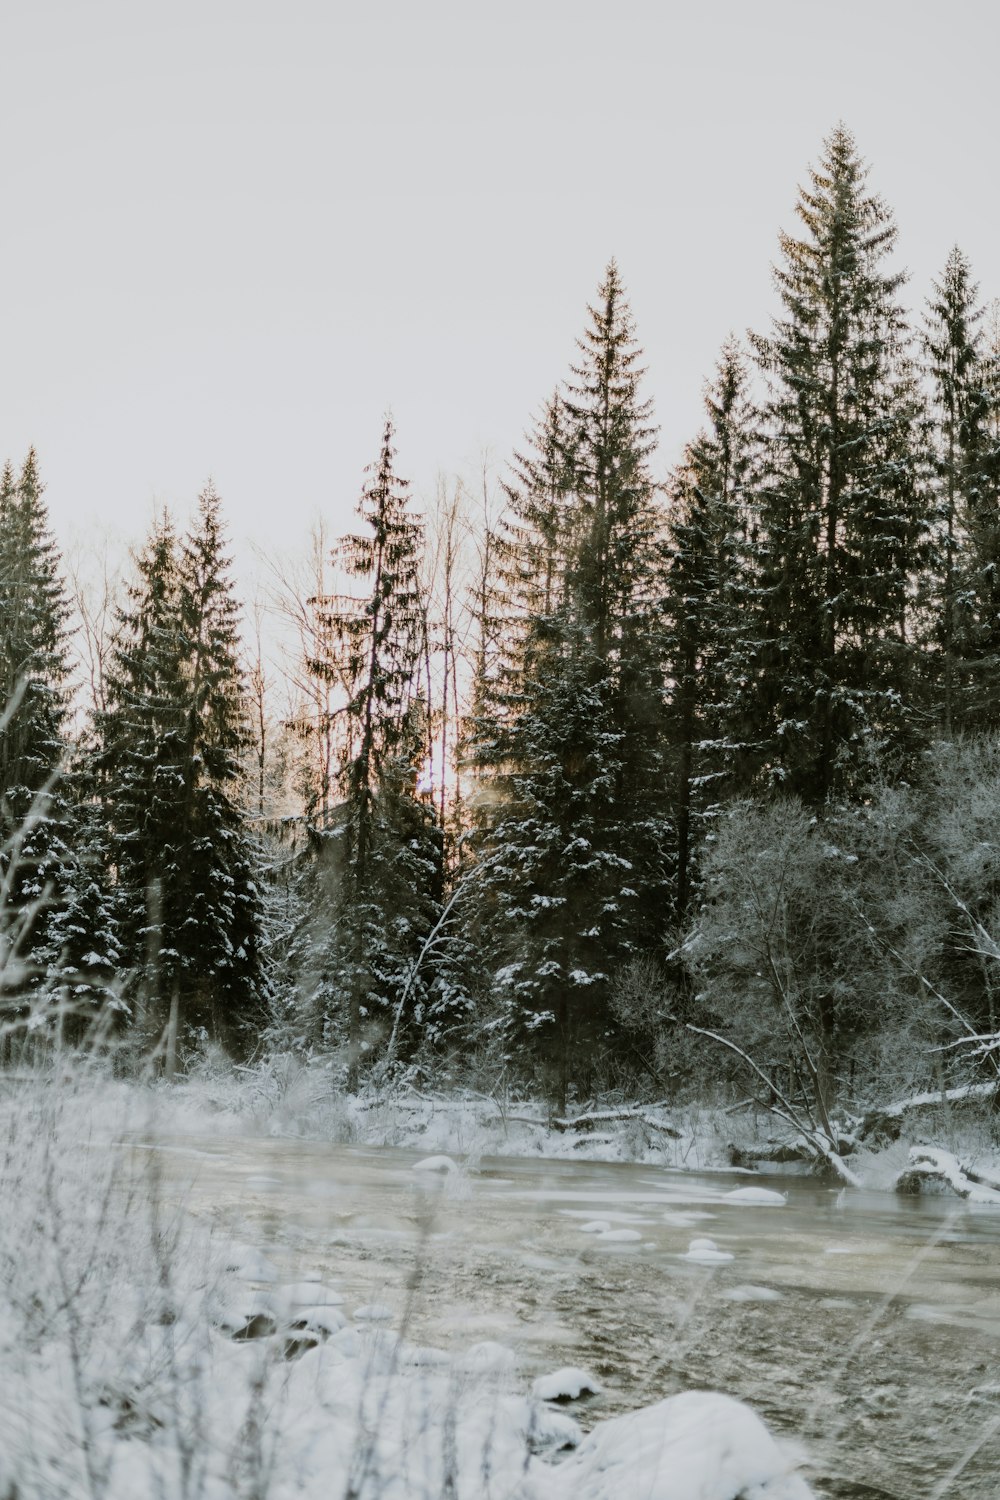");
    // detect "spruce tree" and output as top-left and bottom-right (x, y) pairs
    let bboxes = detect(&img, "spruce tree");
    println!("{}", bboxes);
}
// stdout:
(98, 493), (262, 1064)
(0, 451), (77, 1015)
(749, 126), (927, 802)
(473, 263), (671, 1105)
(923, 246), (1000, 730)
(664, 338), (758, 918)
(304, 420), (441, 1075)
